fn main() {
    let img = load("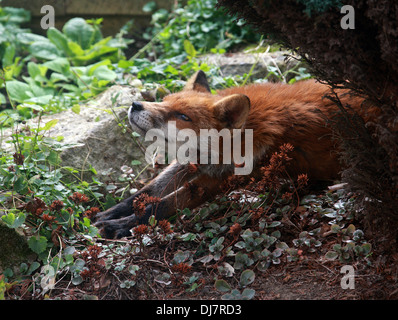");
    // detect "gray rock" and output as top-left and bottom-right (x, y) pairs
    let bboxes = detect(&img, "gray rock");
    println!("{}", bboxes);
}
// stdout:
(0, 222), (36, 273)
(1, 85), (149, 183)
(201, 50), (303, 82)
